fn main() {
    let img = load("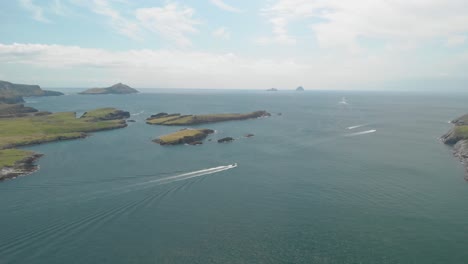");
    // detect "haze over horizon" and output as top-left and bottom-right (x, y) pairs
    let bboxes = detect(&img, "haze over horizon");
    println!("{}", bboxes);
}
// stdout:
(1, 0), (468, 90)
